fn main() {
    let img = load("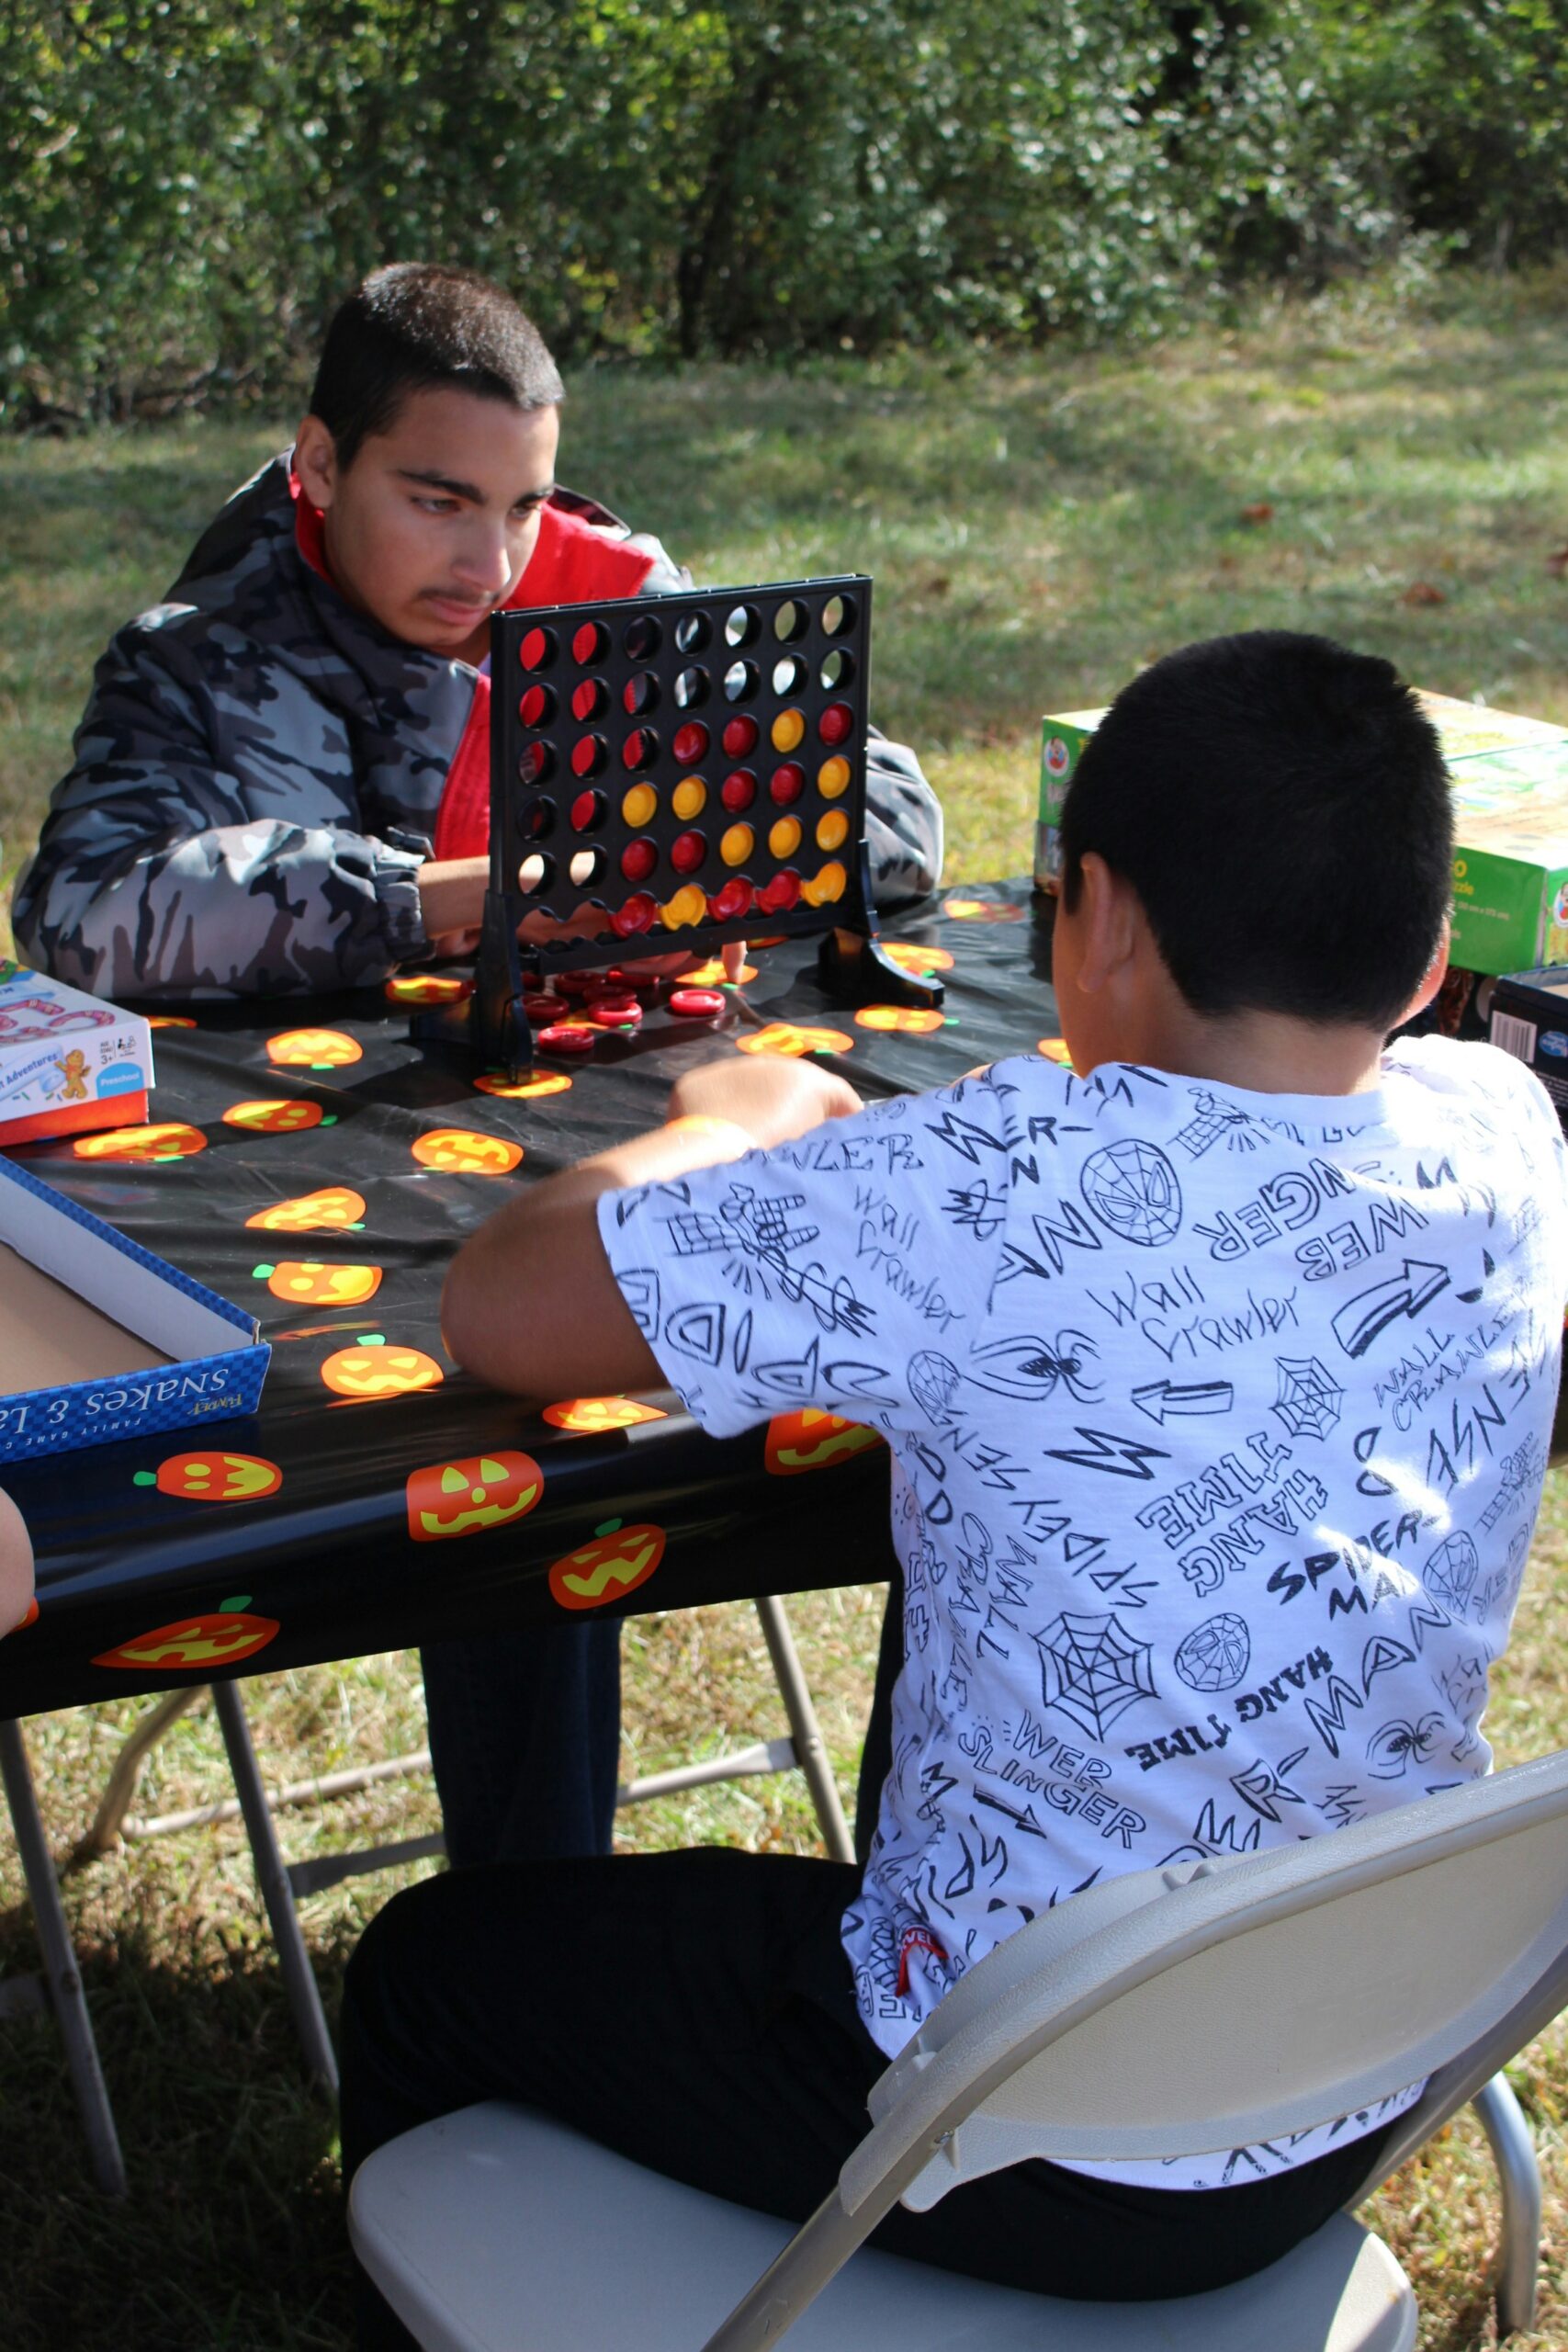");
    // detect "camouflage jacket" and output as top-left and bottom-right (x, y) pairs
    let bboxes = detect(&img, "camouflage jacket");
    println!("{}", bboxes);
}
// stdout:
(14, 455), (943, 1001)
